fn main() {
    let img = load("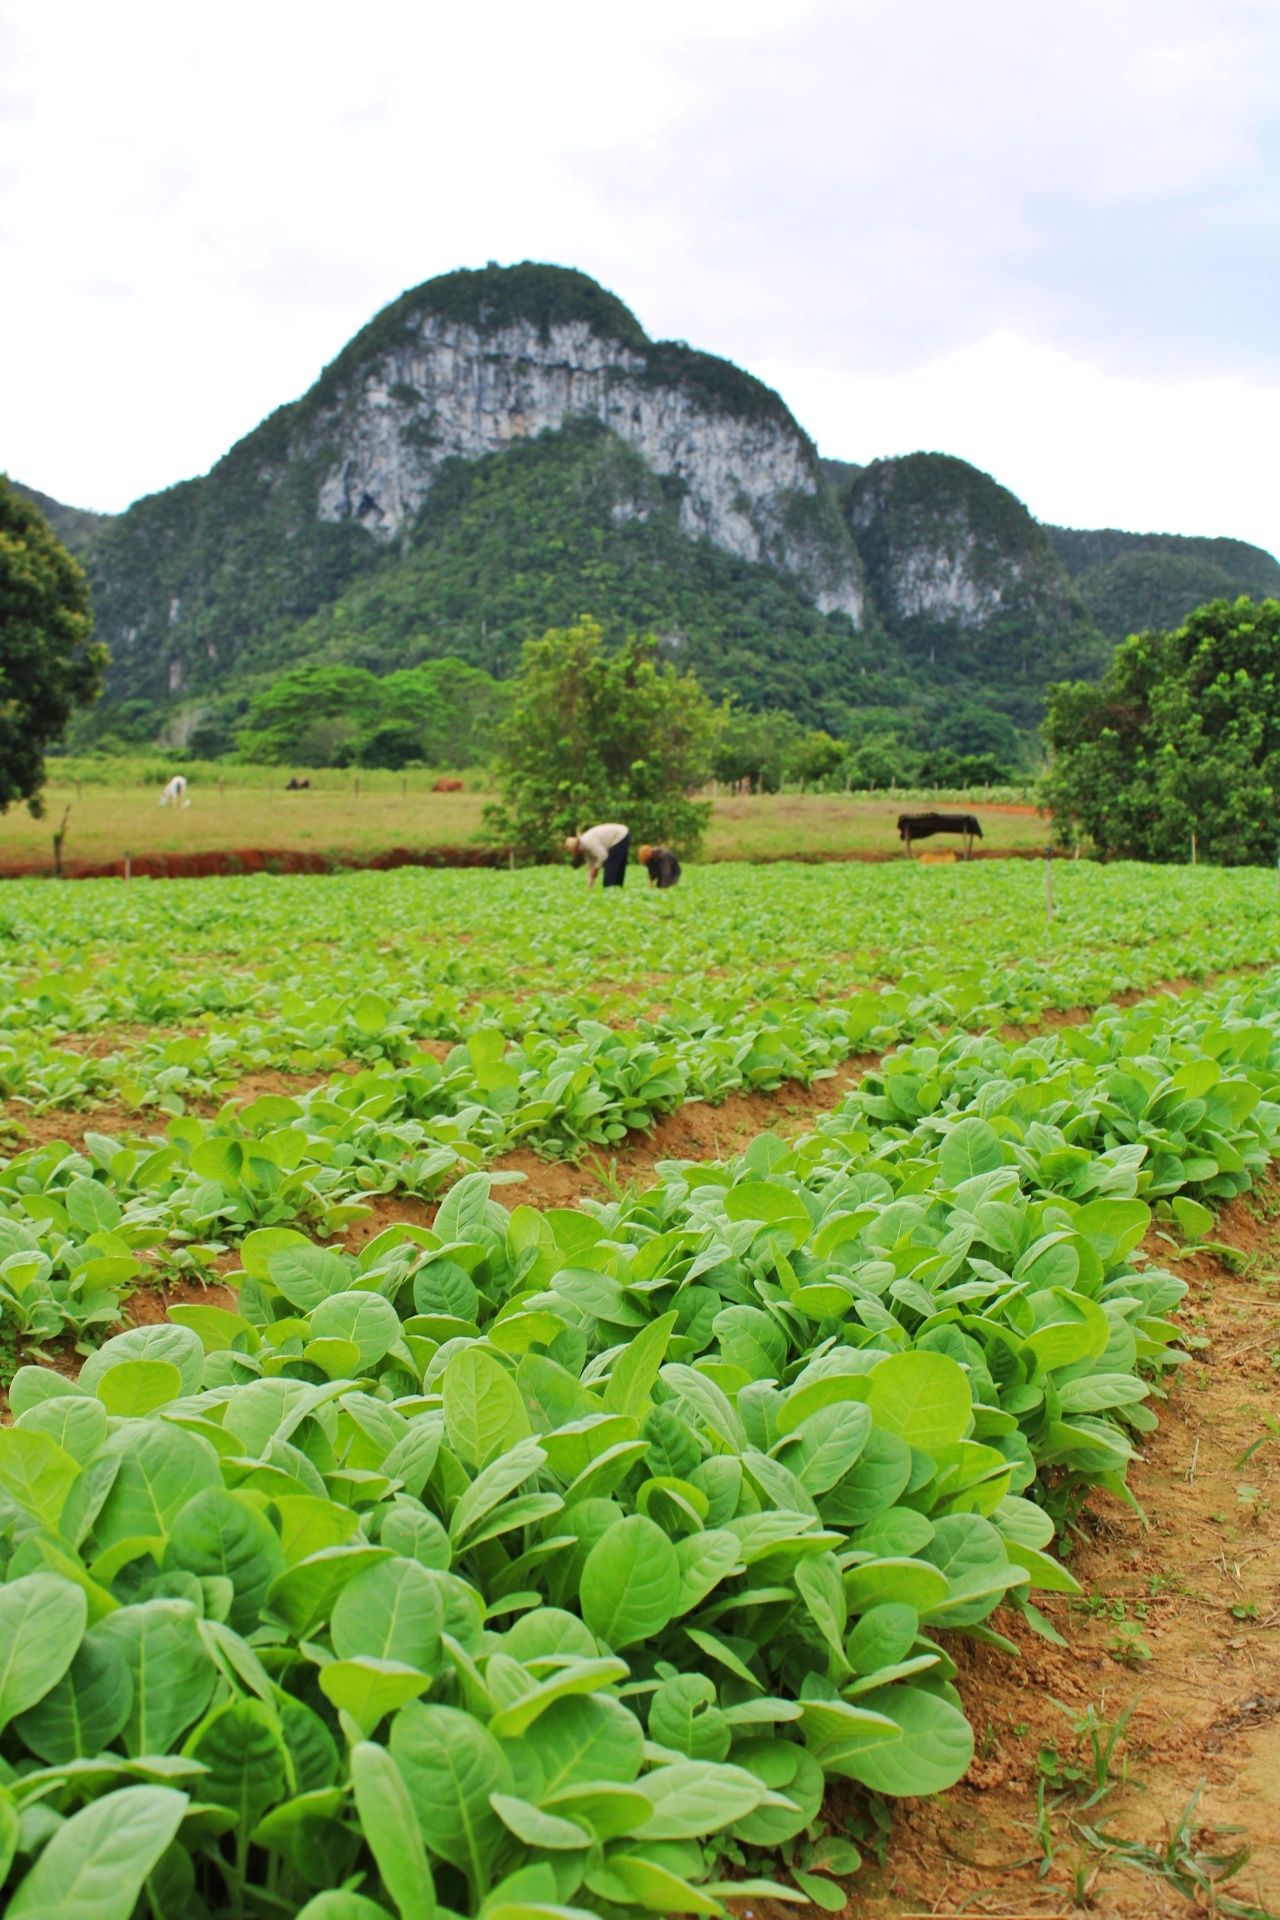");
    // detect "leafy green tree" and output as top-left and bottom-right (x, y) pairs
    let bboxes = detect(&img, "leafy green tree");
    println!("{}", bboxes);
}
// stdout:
(783, 728), (847, 790)
(711, 705), (800, 792)
(0, 476), (107, 811)
(1042, 596), (1280, 863)
(485, 617), (717, 857)
(235, 657), (507, 767)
